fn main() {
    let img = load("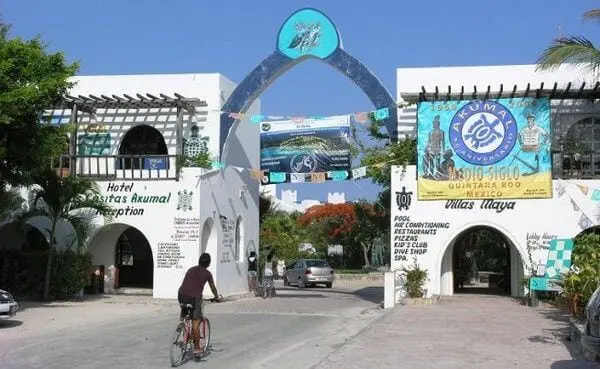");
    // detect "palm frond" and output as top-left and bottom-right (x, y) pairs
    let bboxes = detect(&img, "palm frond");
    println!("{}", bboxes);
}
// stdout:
(583, 9), (600, 23)
(63, 214), (91, 250)
(536, 36), (600, 75)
